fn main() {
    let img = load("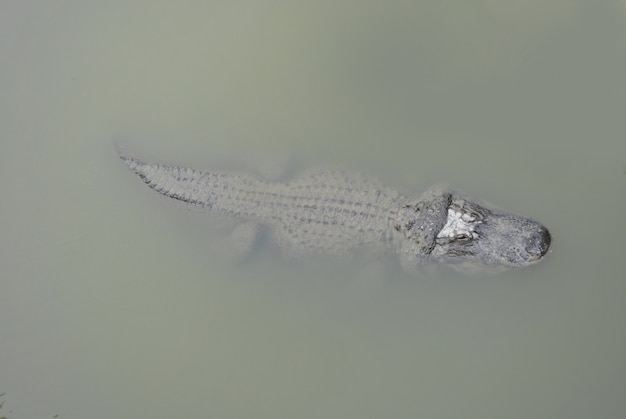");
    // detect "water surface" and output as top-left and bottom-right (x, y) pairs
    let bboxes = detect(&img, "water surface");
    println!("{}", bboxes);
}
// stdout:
(1, 2), (625, 418)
